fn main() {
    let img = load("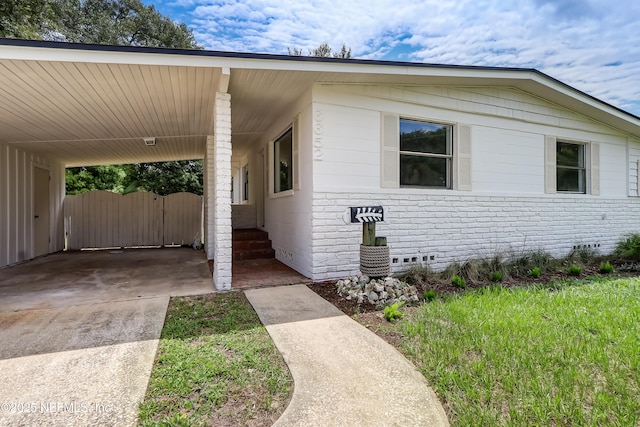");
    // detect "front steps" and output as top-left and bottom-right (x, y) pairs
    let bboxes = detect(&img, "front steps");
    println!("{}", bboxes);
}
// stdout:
(232, 229), (275, 261)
